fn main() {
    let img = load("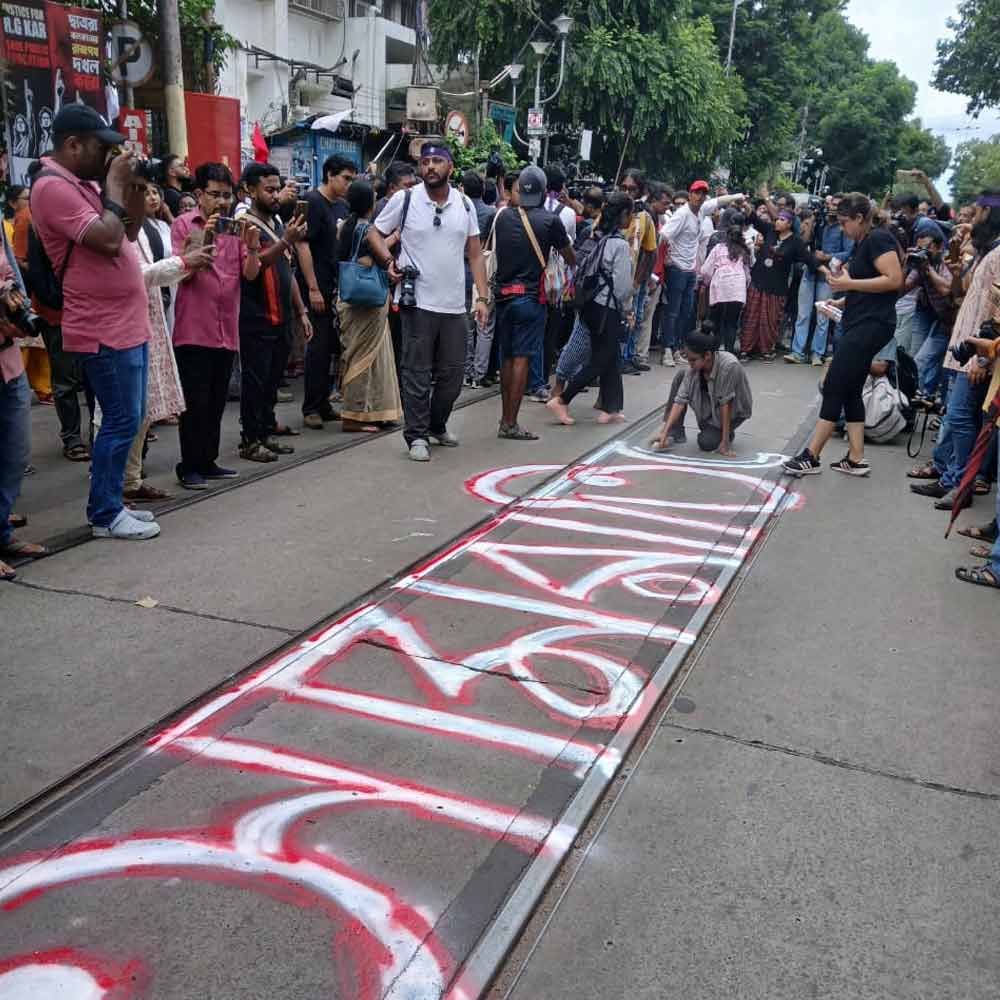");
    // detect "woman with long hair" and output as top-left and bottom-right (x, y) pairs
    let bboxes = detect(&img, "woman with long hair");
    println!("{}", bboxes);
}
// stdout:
(699, 219), (751, 353)
(336, 179), (402, 432)
(547, 192), (634, 426)
(784, 192), (903, 478)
